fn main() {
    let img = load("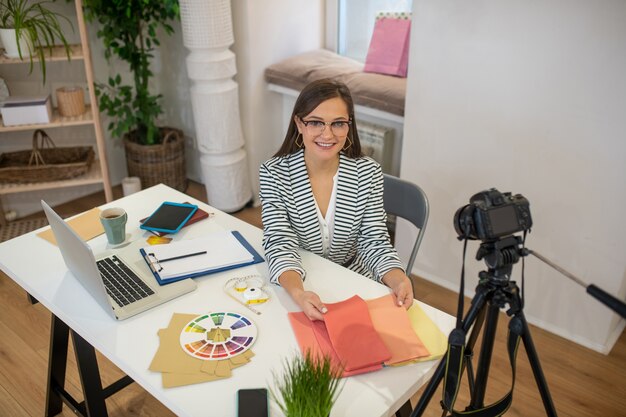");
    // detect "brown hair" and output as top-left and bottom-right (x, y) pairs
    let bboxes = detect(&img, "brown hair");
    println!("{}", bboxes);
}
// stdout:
(273, 79), (363, 158)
